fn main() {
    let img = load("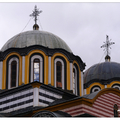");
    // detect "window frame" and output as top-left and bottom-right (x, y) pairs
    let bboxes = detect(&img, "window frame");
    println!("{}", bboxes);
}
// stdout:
(8, 57), (19, 89)
(54, 58), (64, 89)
